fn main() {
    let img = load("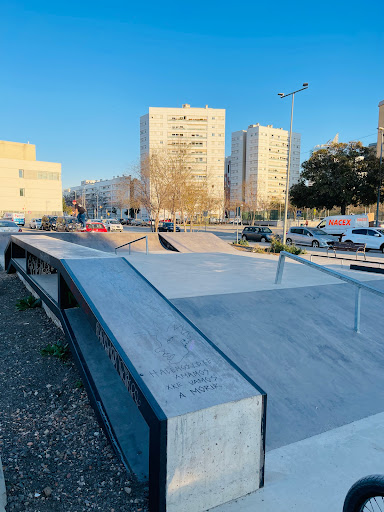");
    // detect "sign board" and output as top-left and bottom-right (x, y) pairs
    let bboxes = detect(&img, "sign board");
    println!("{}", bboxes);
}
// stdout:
(296, 210), (302, 218)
